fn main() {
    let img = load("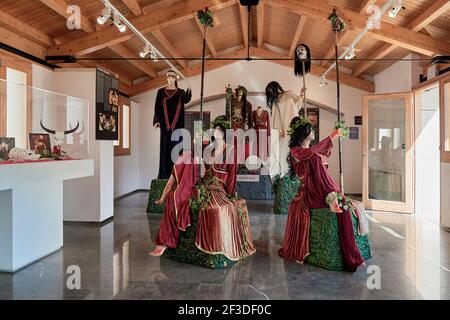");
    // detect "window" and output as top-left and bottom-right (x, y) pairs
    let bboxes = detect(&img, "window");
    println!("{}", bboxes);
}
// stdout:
(114, 96), (131, 156)
(441, 76), (450, 162)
